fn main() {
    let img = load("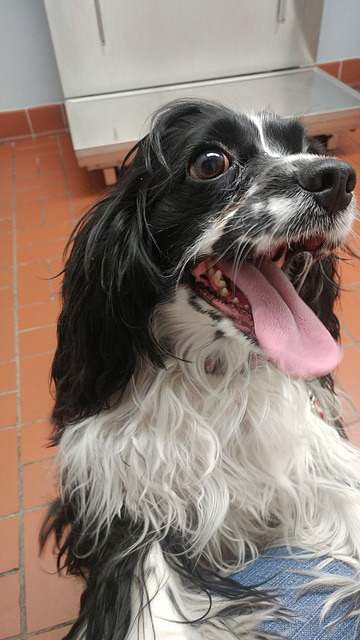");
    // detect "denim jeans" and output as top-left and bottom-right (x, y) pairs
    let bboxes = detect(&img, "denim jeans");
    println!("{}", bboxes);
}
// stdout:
(231, 547), (359, 639)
